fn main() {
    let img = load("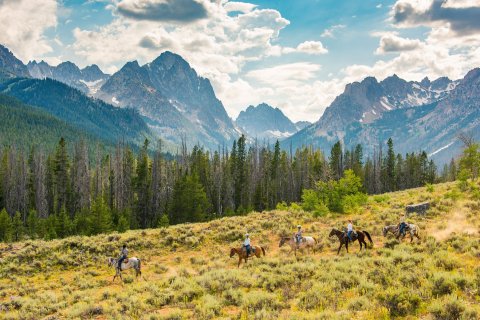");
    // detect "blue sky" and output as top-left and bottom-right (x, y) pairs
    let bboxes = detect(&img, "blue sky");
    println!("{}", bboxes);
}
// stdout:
(1, 0), (479, 121)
